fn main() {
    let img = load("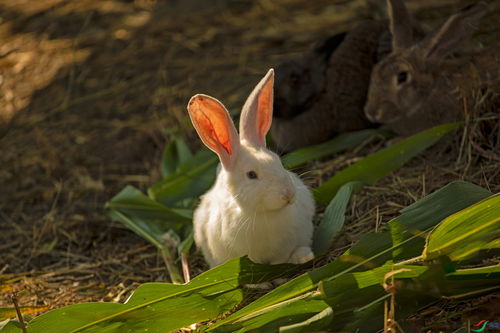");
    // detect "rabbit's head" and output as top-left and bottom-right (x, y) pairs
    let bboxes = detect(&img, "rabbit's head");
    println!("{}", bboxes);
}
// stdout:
(364, 0), (488, 128)
(273, 33), (346, 120)
(273, 59), (324, 119)
(188, 69), (297, 212)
